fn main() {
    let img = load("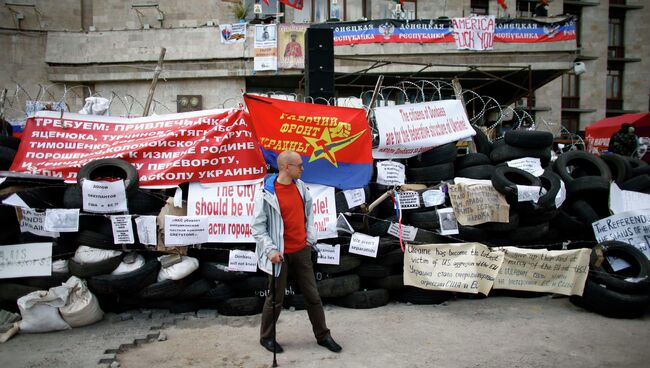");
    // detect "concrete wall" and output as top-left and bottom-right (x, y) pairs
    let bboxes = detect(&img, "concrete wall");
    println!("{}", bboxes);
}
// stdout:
(578, 2), (609, 129)
(94, 78), (245, 116)
(623, 0), (650, 113)
(0, 0), (81, 31)
(535, 78), (562, 136)
(91, 0), (237, 31)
